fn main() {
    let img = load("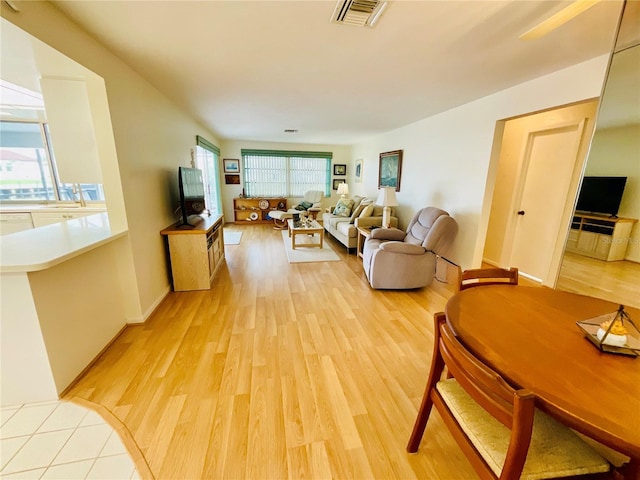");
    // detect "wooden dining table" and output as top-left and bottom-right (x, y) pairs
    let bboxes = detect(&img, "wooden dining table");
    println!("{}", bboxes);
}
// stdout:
(445, 285), (640, 464)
